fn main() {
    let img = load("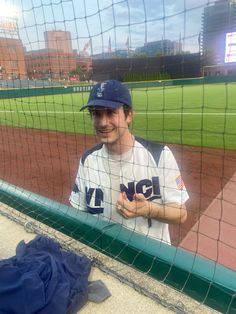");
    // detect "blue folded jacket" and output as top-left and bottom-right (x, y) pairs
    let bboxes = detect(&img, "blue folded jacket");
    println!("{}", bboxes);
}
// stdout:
(0, 235), (92, 314)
